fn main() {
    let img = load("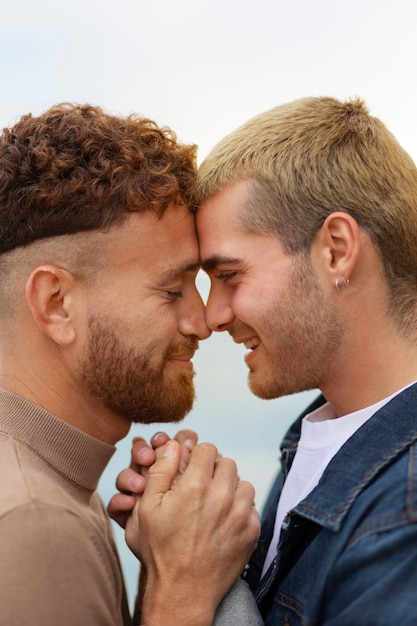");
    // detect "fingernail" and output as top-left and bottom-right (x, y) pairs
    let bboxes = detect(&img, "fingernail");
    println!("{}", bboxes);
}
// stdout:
(130, 474), (144, 490)
(160, 440), (177, 457)
(120, 494), (135, 507)
(183, 438), (194, 452)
